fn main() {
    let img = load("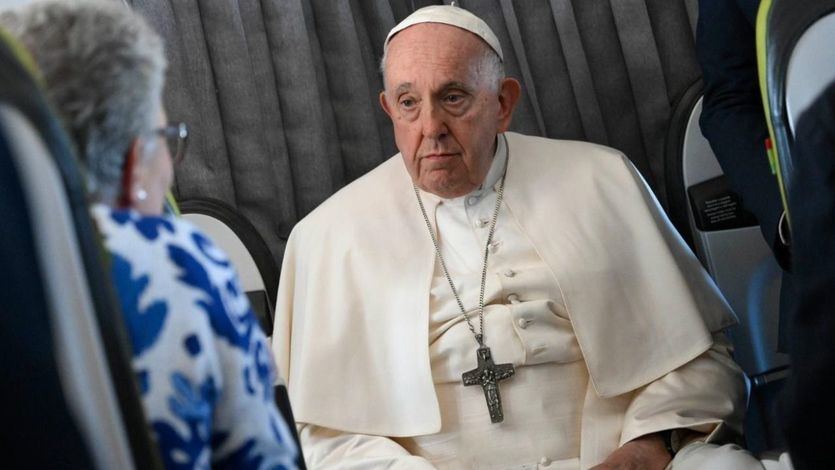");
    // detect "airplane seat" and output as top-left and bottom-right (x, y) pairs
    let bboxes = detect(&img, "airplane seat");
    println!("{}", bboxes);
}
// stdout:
(760, 0), (835, 206)
(179, 197), (279, 335)
(785, 11), (835, 134)
(0, 30), (162, 469)
(665, 80), (789, 453)
(0, 89), (94, 470)
(755, 0), (835, 460)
